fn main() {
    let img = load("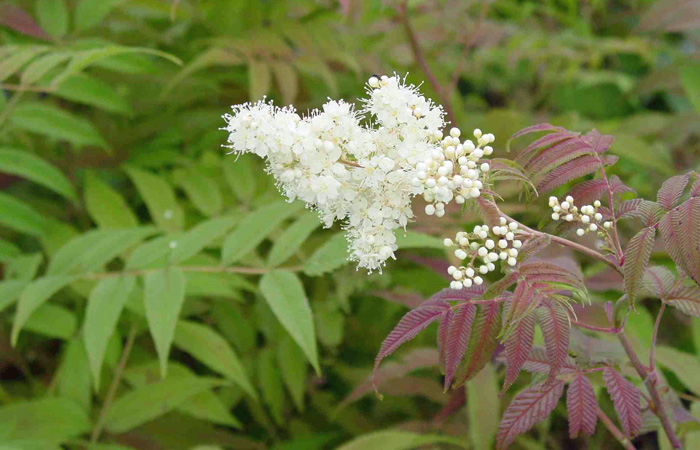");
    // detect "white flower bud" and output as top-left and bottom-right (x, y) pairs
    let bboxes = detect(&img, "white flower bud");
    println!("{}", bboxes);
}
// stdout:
(465, 267), (475, 278)
(444, 238), (453, 247)
(498, 239), (508, 249)
(425, 204), (436, 215)
(565, 196), (574, 203)
(480, 163), (490, 172)
(473, 128), (482, 138)
(474, 276), (483, 285)
(594, 200), (601, 207)
(589, 224), (598, 232)
(595, 213), (603, 221)
(478, 247), (488, 257)
(447, 265), (456, 275)
(576, 229), (585, 236)
(551, 213), (560, 221)
(450, 127), (461, 138)
(368, 76), (379, 87)
(485, 239), (495, 249)
(507, 257), (517, 266)
(512, 240), (522, 248)
(604, 221), (612, 228)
